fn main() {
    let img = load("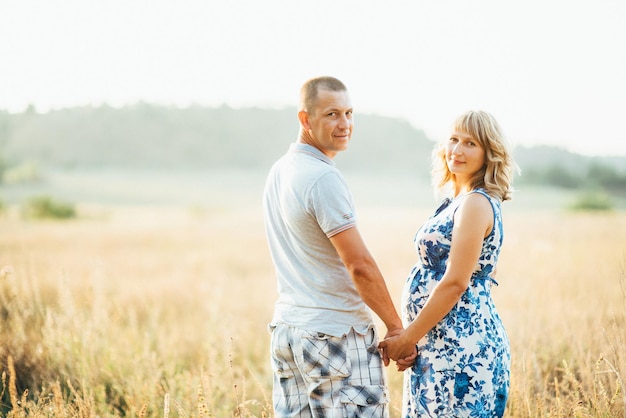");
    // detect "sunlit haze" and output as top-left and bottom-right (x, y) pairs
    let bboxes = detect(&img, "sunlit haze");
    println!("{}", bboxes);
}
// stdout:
(1, 0), (624, 156)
